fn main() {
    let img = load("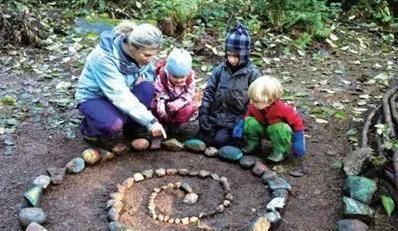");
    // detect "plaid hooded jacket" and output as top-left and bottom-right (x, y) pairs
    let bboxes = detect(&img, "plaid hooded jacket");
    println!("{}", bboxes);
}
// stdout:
(199, 23), (261, 129)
